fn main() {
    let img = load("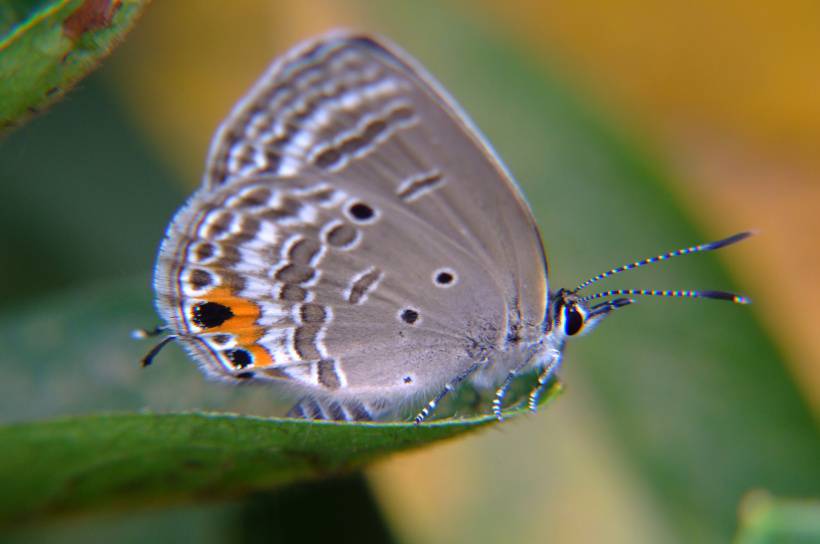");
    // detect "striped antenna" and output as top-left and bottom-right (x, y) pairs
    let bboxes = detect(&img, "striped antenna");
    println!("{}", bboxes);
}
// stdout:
(579, 288), (751, 305)
(574, 231), (754, 292)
